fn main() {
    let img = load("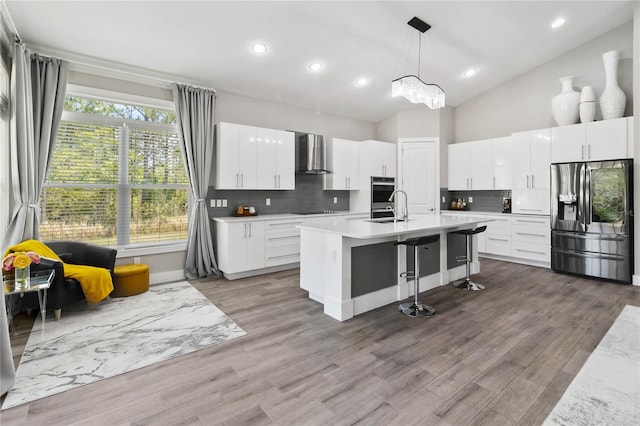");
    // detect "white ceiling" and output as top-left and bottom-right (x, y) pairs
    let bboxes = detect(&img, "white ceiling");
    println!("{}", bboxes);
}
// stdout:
(4, 1), (635, 123)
